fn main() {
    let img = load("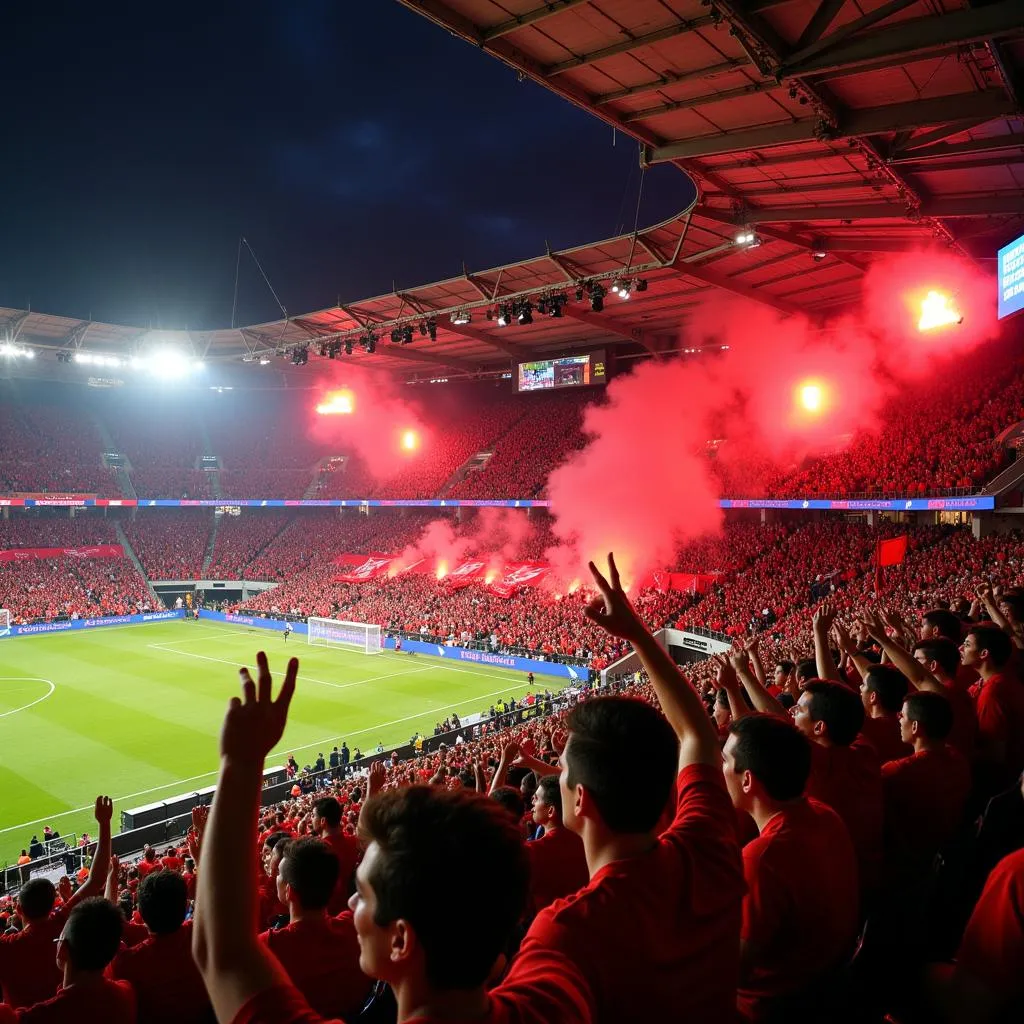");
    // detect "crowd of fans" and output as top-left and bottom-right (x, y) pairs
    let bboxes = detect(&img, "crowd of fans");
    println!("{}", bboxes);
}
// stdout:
(205, 512), (294, 580)
(4, 538), (1024, 1022)
(120, 511), (212, 581)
